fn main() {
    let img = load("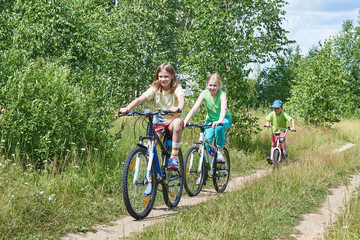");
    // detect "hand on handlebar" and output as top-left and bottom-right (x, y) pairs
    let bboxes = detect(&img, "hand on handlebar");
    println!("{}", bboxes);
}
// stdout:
(170, 107), (182, 114)
(119, 108), (128, 114)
